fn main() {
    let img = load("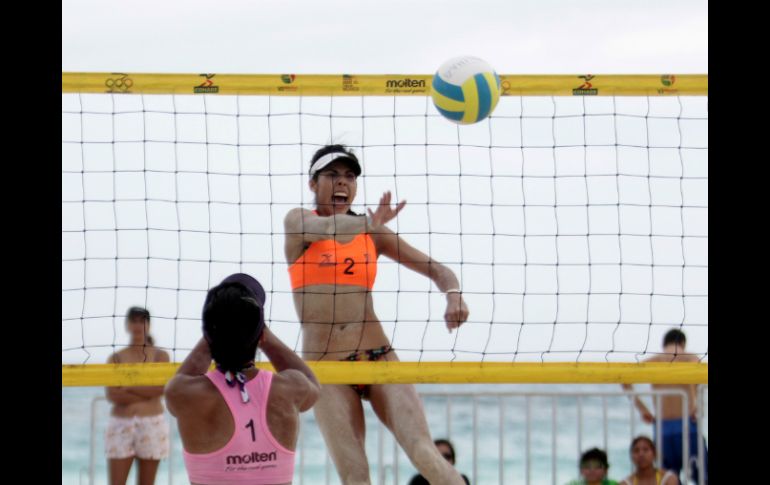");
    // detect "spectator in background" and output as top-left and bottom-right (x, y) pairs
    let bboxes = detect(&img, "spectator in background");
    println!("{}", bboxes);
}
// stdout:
(566, 447), (619, 485)
(619, 436), (678, 485)
(408, 439), (471, 485)
(105, 306), (170, 485)
(622, 329), (707, 484)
